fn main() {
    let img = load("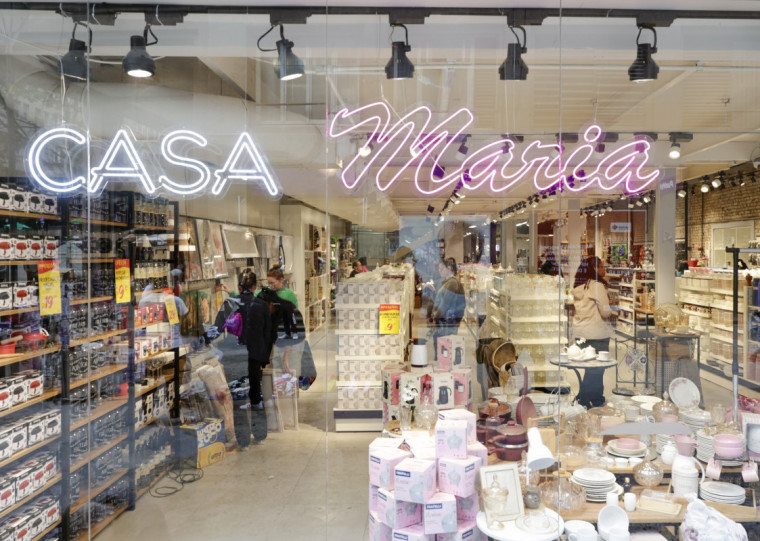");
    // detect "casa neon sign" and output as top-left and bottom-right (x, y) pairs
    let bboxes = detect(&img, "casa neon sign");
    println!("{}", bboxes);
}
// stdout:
(26, 127), (281, 197)
(328, 102), (660, 195)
